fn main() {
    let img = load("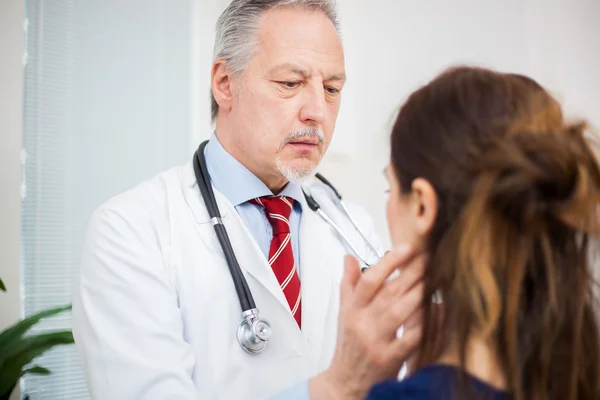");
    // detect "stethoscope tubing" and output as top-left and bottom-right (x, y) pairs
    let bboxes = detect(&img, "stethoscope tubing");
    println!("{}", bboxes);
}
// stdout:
(195, 141), (256, 312)
(313, 173), (382, 259)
